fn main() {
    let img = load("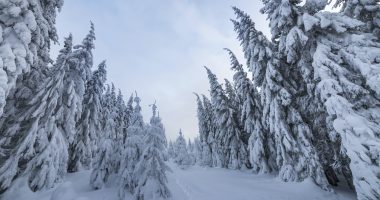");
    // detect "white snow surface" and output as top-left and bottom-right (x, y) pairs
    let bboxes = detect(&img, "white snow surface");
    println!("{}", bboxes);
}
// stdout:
(3, 161), (356, 200)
